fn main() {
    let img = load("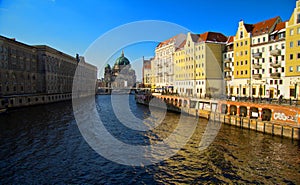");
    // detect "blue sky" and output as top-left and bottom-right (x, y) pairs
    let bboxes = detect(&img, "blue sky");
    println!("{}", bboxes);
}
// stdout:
(0, 0), (296, 80)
